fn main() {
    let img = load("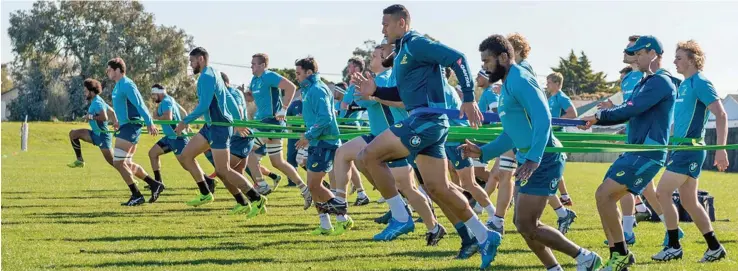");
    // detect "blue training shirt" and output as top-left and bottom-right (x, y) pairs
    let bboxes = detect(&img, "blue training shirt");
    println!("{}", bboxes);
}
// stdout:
(157, 95), (184, 139)
(479, 64), (558, 164)
(341, 84), (363, 124)
(390, 30), (476, 116)
(383, 70), (409, 122)
(249, 70), (284, 120)
(354, 69), (397, 136)
(182, 66), (233, 125)
(226, 87), (245, 121)
(478, 86), (499, 113)
(621, 70), (644, 101)
(301, 74), (340, 147)
(111, 76), (153, 126)
(88, 95), (110, 135)
(673, 72), (719, 141)
(598, 72), (677, 163)
(548, 91), (574, 118)
(518, 59), (536, 78)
